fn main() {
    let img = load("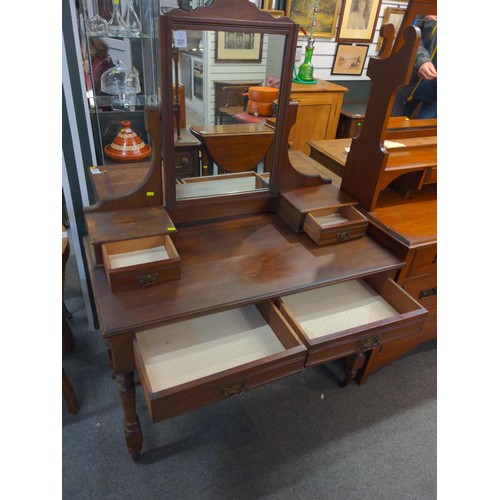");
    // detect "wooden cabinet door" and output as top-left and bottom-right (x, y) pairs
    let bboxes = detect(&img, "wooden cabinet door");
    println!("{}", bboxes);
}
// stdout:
(288, 86), (344, 155)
